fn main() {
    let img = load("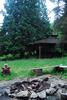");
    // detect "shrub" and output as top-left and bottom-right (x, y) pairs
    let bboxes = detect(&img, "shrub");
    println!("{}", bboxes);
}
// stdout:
(2, 64), (11, 75)
(0, 54), (14, 60)
(54, 66), (64, 72)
